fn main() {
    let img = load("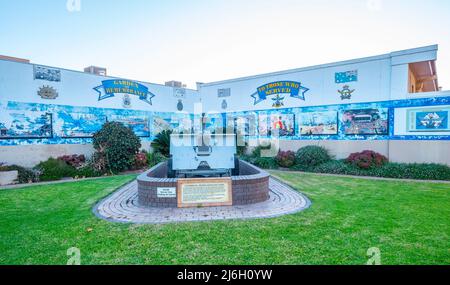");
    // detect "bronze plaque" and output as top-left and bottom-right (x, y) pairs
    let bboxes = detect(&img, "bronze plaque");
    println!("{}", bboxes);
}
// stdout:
(177, 178), (233, 208)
